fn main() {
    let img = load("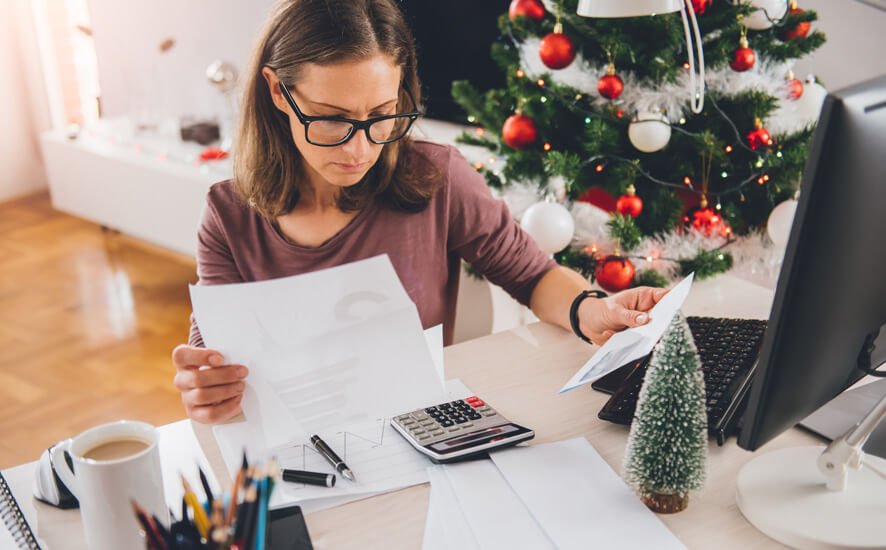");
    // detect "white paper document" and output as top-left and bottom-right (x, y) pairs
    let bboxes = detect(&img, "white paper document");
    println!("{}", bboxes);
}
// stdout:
(189, 255), (447, 449)
(560, 273), (694, 393)
(423, 467), (481, 550)
(490, 438), (685, 550)
(214, 379), (472, 512)
(428, 461), (555, 550)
